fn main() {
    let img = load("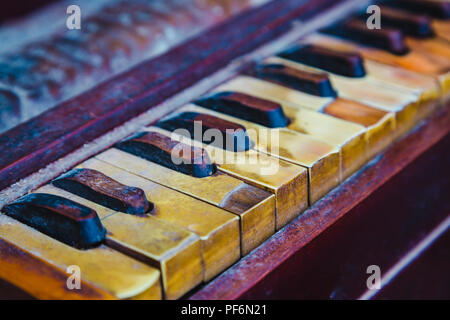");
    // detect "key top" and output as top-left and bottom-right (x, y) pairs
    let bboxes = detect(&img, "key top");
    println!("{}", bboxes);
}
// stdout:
(433, 20), (450, 42)
(47, 160), (240, 284)
(246, 63), (337, 97)
(115, 131), (216, 178)
(198, 90), (367, 179)
(281, 105), (367, 180)
(0, 214), (162, 300)
(268, 56), (420, 138)
(52, 168), (152, 215)
(195, 91), (289, 128)
(385, 0), (450, 19)
(96, 145), (275, 256)
(73, 160), (240, 282)
(35, 184), (202, 300)
(278, 44), (367, 78)
(322, 19), (410, 55)
(313, 32), (450, 103)
(163, 105), (340, 205)
(303, 33), (443, 122)
(215, 76), (396, 159)
(371, 6), (434, 38)
(3, 193), (106, 250)
(156, 112), (253, 152)
(143, 127), (308, 229)
(406, 37), (450, 61)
